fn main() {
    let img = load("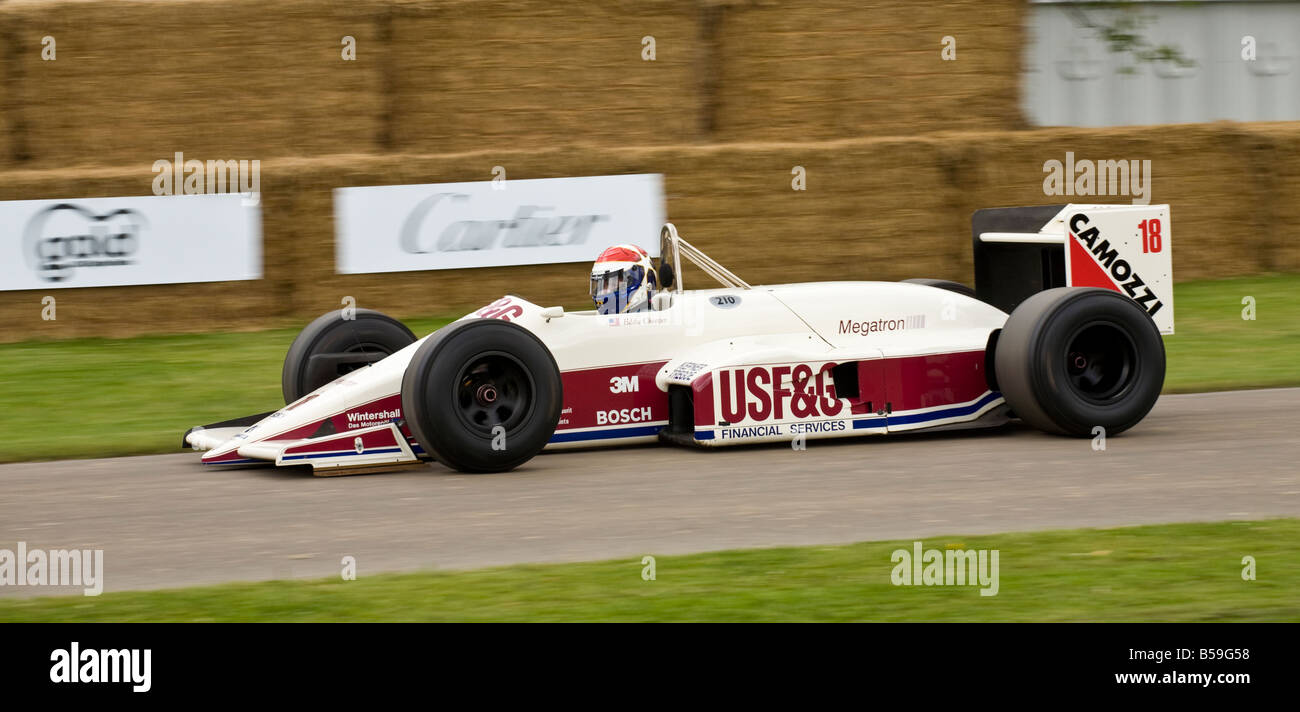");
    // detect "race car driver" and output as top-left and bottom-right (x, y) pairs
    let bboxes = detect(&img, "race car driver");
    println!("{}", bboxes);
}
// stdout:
(590, 244), (658, 314)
